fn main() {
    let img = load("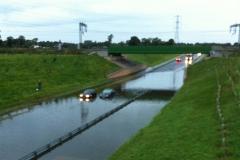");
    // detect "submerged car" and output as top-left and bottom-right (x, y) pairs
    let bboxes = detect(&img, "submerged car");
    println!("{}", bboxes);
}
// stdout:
(99, 88), (115, 99)
(79, 97), (95, 102)
(80, 89), (97, 99)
